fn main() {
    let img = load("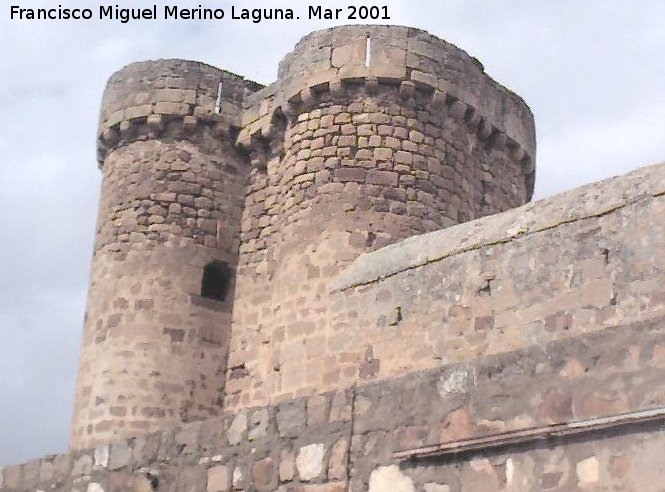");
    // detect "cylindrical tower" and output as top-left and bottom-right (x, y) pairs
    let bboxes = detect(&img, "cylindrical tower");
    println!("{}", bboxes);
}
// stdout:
(71, 60), (259, 448)
(227, 25), (536, 409)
